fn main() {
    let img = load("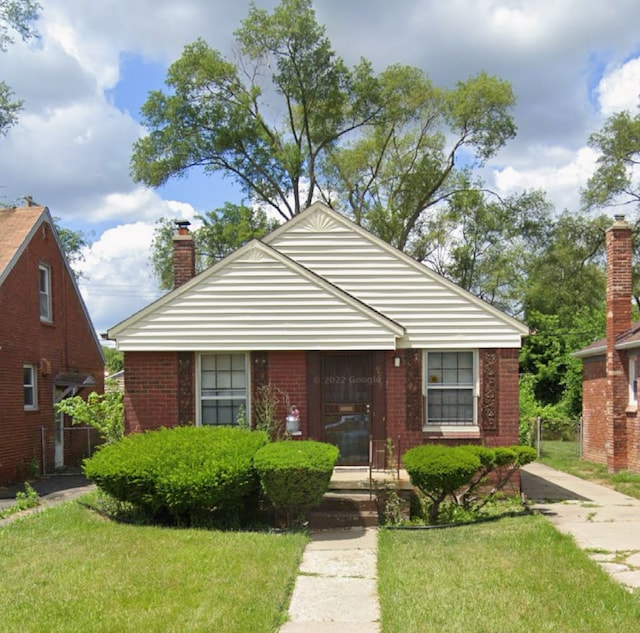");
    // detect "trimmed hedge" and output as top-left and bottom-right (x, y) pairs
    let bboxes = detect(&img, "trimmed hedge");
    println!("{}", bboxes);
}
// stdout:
(83, 426), (269, 526)
(254, 440), (339, 527)
(403, 444), (537, 524)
